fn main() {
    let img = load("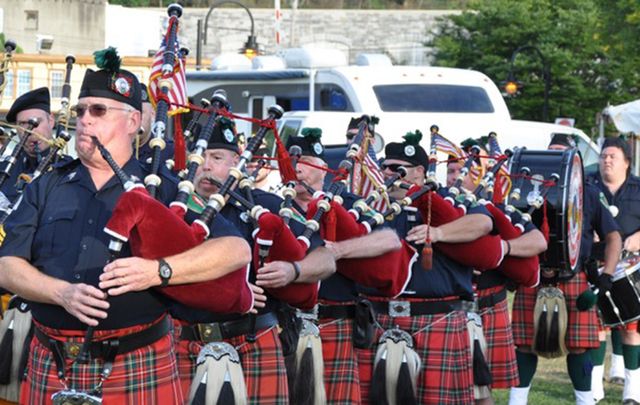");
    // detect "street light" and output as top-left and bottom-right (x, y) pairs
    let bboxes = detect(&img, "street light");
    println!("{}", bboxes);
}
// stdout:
(503, 45), (551, 122)
(197, 0), (260, 68)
